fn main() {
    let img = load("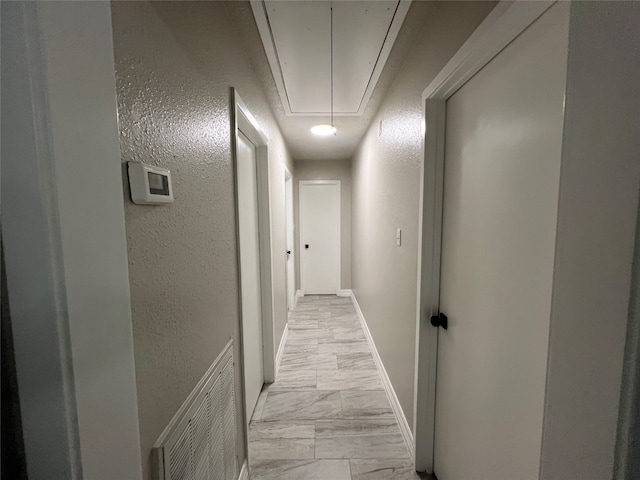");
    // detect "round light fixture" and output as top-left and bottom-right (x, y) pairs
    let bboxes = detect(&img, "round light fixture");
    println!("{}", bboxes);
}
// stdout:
(310, 124), (337, 136)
